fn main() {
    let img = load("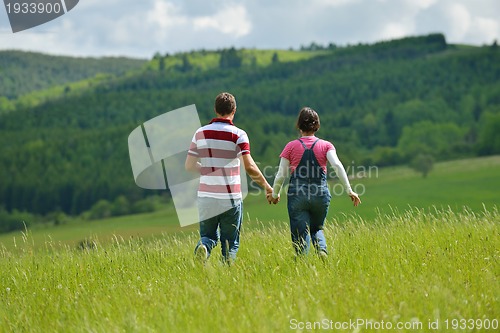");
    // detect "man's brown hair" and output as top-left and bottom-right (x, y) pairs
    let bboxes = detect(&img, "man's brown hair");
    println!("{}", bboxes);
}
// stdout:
(296, 107), (320, 133)
(214, 92), (237, 116)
